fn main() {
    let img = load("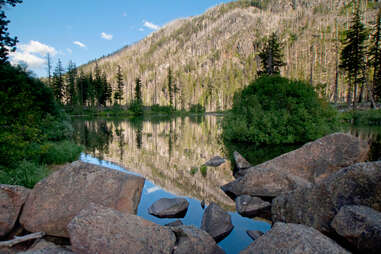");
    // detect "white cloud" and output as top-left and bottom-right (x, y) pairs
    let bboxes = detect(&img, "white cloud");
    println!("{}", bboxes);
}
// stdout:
(143, 20), (160, 30)
(101, 32), (113, 40)
(19, 40), (57, 56)
(67, 48), (72, 54)
(73, 41), (86, 48)
(9, 51), (45, 68)
(138, 28), (144, 32)
(146, 186), (161, 194)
